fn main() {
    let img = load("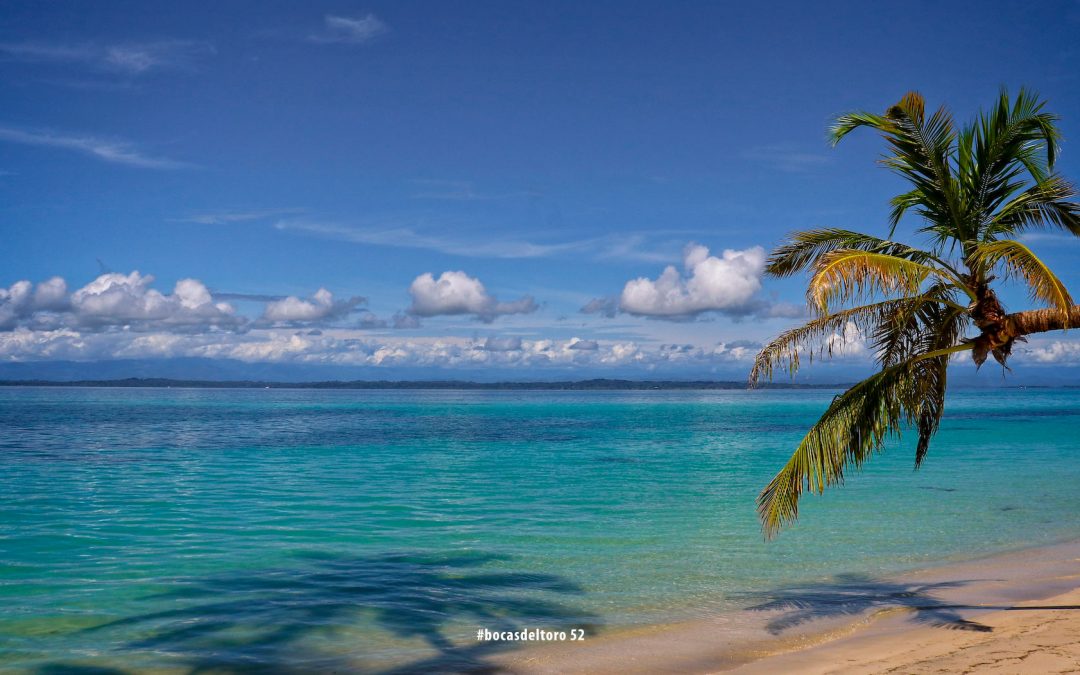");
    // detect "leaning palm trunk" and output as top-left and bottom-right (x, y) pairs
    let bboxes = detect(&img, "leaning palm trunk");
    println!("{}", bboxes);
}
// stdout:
(753, 90), (1080, 537)
(1006, 305), (1080, 338)
(969, 304), (1080, 365)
